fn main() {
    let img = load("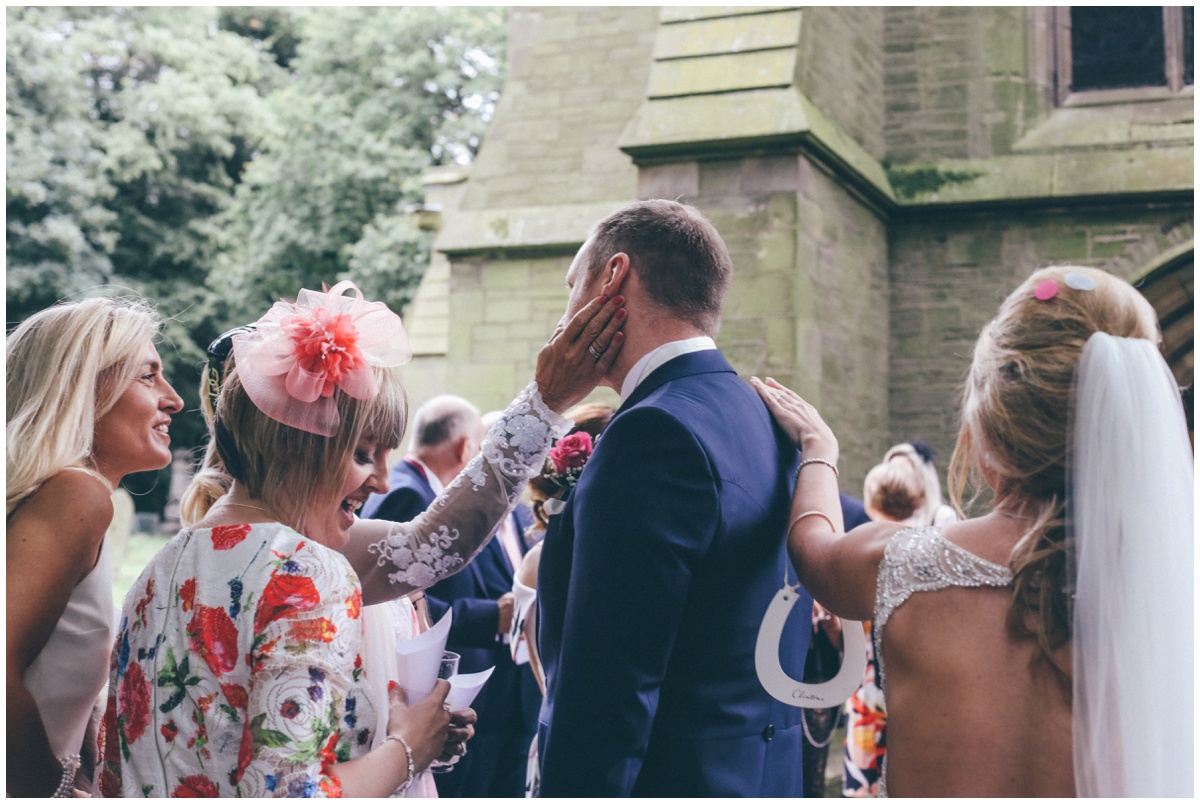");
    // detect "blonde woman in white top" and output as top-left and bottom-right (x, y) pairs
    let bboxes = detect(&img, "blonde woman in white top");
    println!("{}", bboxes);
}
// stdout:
(6, 296), (184, 797)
